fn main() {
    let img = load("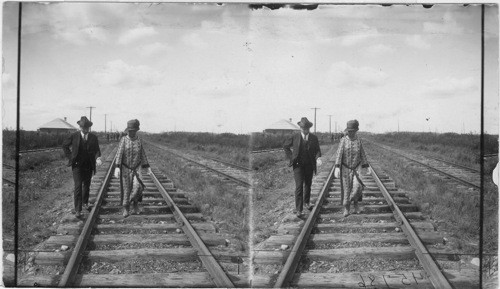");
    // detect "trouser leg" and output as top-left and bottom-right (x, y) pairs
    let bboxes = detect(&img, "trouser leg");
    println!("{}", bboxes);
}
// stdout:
(130, 172), (143, 203)
(82, 169), (92, 205)
(351, 171), (363, 202)
(293, 166), (305, 212)
(72, 167), (83, 212)
(122, 169), (132, 207)
(342, 170), (354, 207)
(303, 165), (314, 205)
